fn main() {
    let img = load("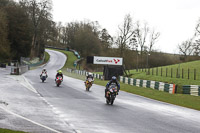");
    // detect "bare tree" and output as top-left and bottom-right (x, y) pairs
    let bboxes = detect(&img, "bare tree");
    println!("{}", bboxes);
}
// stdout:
(56, 21), (63, 43)
(193, 40), (200, 56)
(135, 21), (149, 54)
(61, 25), (68, 46)
(149, 29), (160, 52)
(178, 39), (194, 58)
(116, 14), (136, 57)
(194, 18), (200, 55)
(195, 19), (200, 34)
